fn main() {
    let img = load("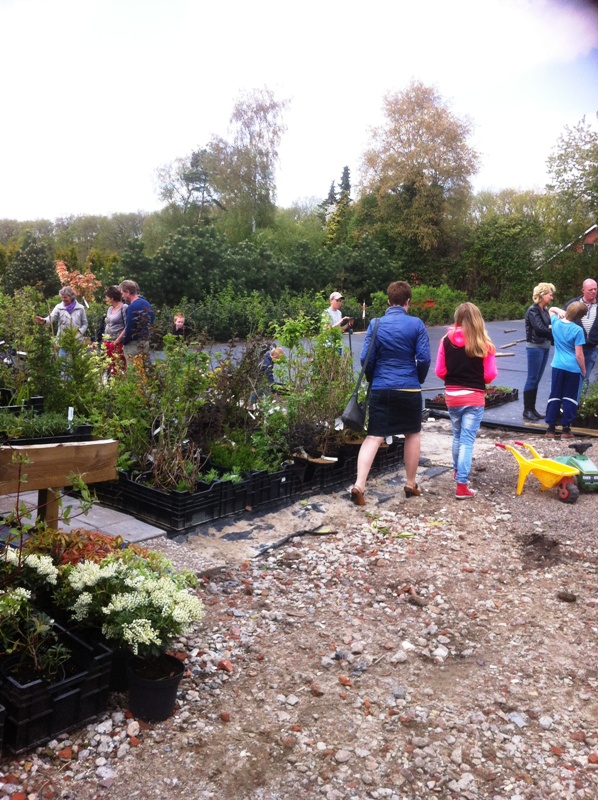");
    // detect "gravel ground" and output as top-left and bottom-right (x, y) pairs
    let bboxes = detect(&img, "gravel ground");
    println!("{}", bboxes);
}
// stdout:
(1, 420), (598, 800)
